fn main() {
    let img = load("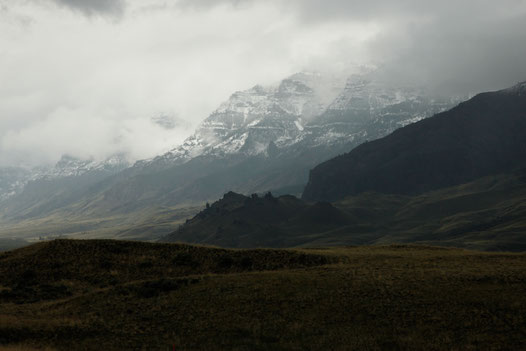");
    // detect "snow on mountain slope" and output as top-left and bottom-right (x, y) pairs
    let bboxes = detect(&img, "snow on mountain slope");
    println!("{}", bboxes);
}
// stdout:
(301, 74), (459, 148)
(141, 72), (346, 168)
(143, 71), (460, 173)
(45, 154), (129, 178)
(0, 167), (31, 202)
(0, 70), (461, 208)
(0, 154), (130, 202)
